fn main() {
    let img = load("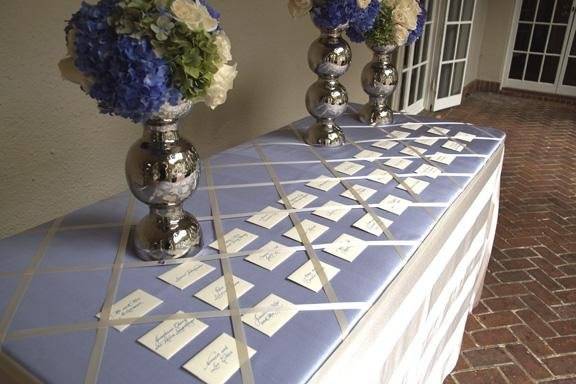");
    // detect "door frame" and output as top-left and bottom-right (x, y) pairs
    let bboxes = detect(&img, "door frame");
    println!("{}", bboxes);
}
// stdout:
(500, 0), (576, 95)
(431, 0), (478, 111)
